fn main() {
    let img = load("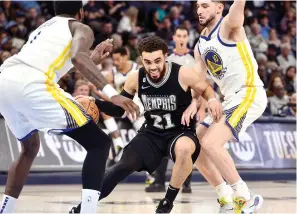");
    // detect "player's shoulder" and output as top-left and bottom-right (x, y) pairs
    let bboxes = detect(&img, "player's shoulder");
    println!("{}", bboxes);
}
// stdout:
(69, 20), (92, 36)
